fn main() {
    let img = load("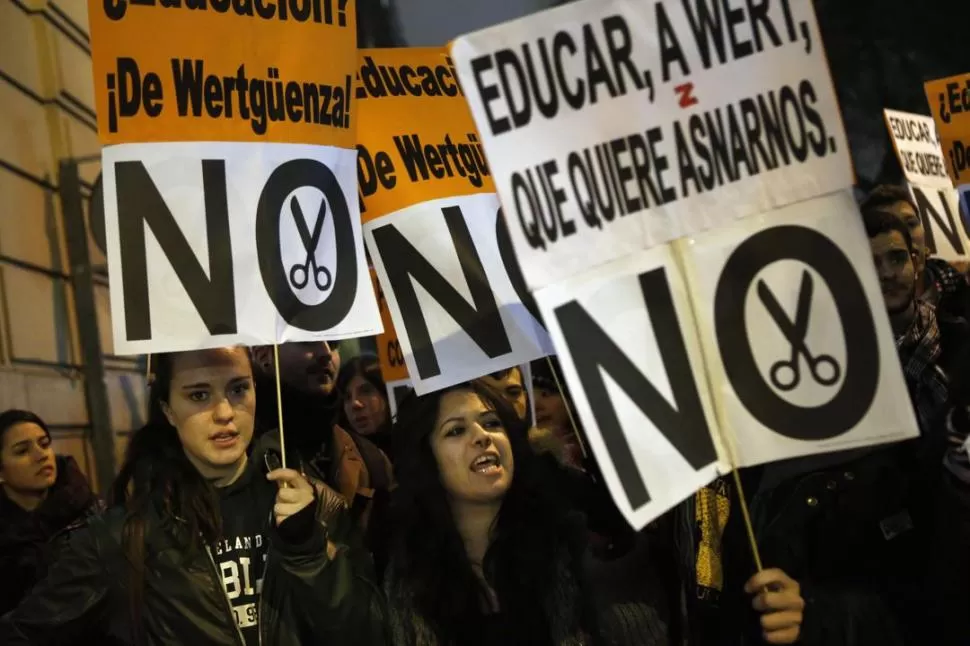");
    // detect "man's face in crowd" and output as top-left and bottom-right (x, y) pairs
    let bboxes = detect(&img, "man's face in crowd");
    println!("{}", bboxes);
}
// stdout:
(274, 342), (341, 397)
(479, 369), (527, 422)
(870, 230), (917, 315)
(892, 200), (926, 277)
